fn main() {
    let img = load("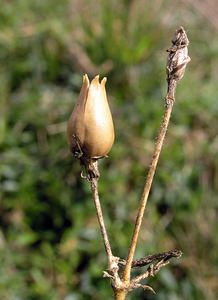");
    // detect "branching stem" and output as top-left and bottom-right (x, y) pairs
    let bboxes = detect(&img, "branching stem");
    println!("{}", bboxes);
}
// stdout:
(79, 26), (190, 300)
